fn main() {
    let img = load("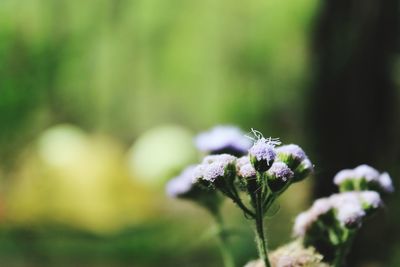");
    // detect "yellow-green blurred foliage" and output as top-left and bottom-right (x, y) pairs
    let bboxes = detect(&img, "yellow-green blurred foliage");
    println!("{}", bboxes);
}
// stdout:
(5, 125), (161, 233)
